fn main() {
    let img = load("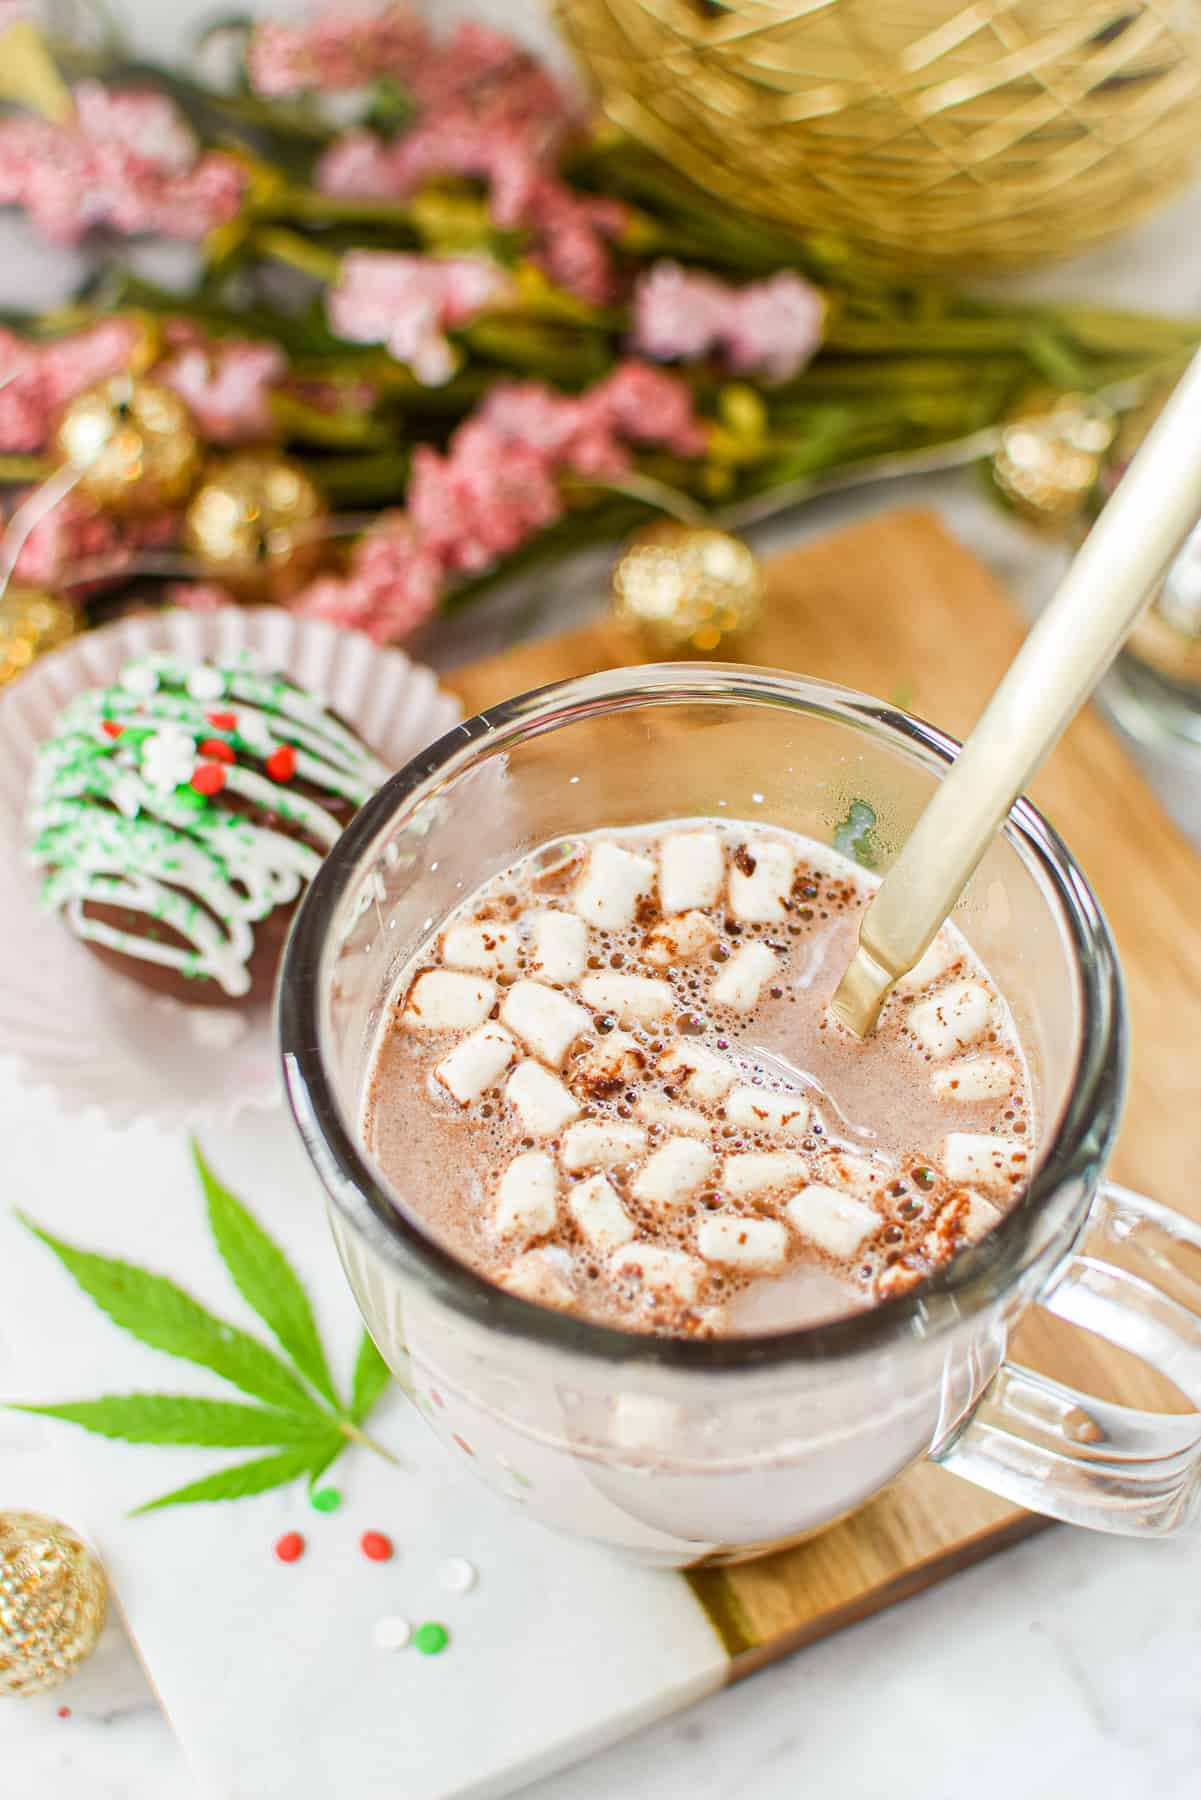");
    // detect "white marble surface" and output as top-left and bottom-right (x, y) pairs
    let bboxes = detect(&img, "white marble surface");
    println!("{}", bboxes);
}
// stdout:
(5, 3), (1201, 1796)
